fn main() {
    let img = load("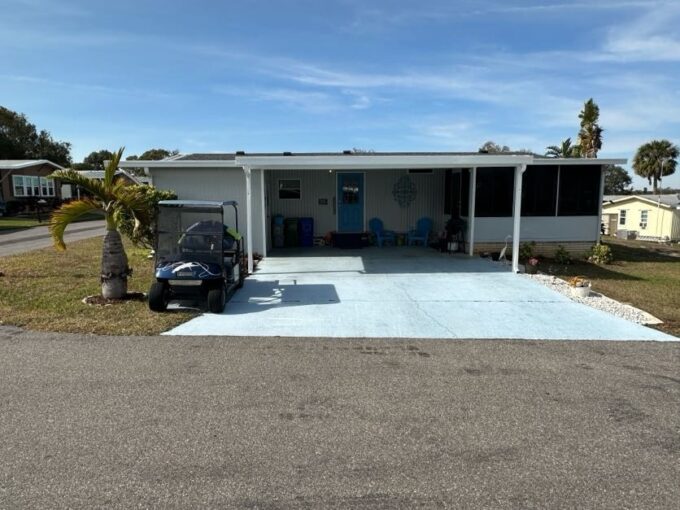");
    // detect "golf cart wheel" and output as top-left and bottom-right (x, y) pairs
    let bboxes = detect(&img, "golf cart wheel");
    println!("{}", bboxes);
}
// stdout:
(148, 282), (169, 312)
(207, 285), (226, 313)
